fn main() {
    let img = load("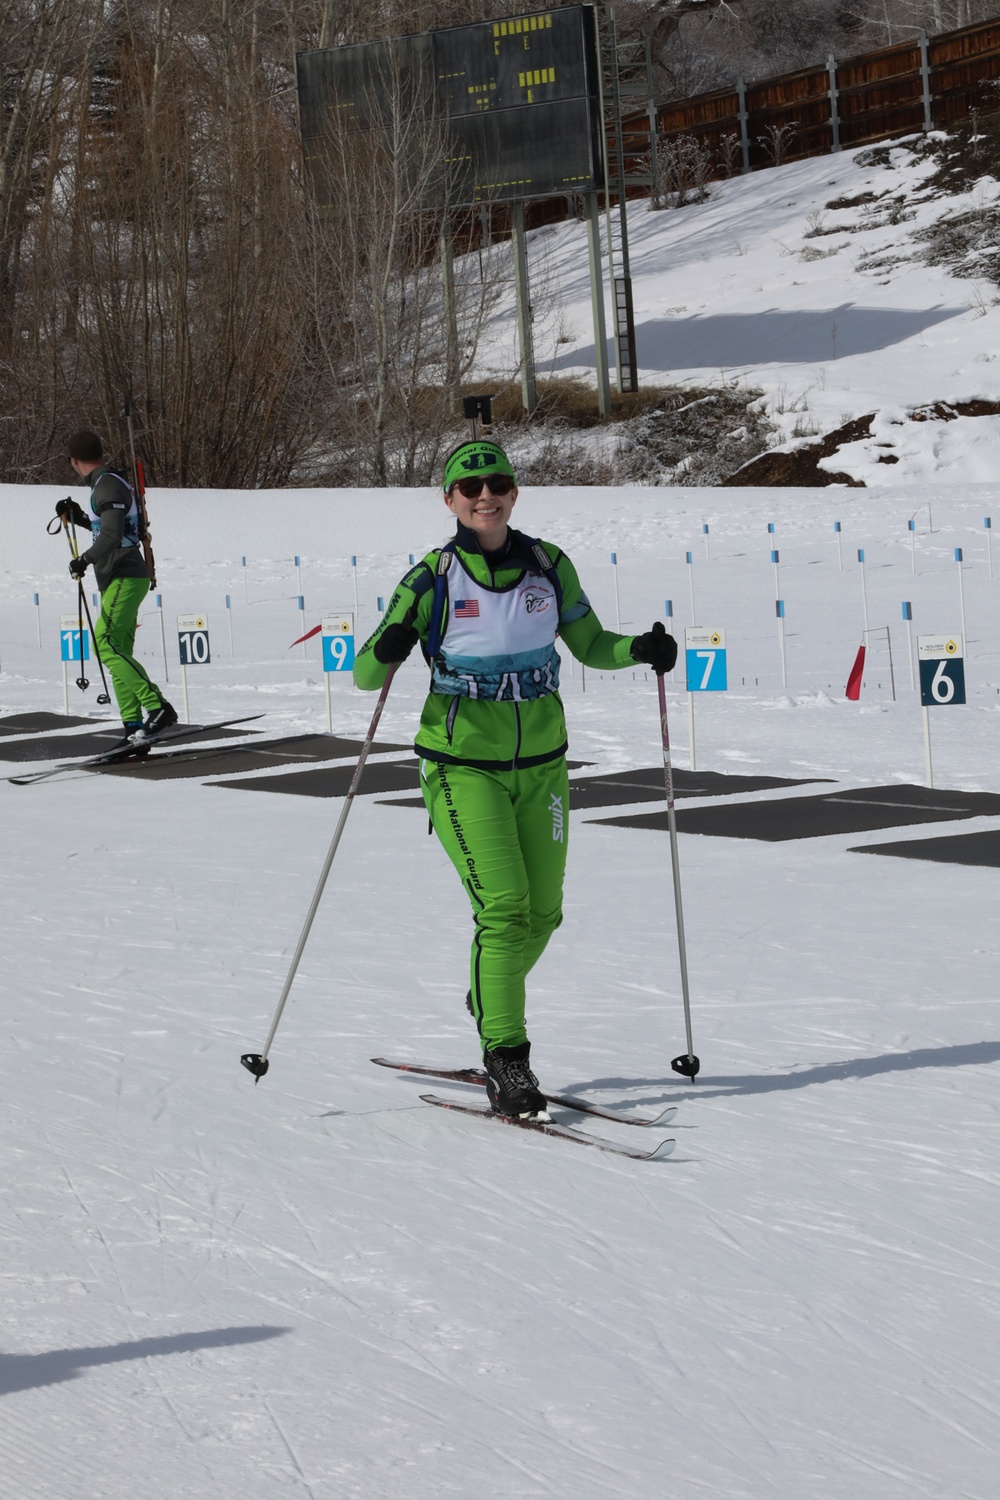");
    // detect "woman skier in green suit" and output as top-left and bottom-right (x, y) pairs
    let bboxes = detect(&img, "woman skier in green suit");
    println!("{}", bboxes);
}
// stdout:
(354, 439), (676, 1119)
